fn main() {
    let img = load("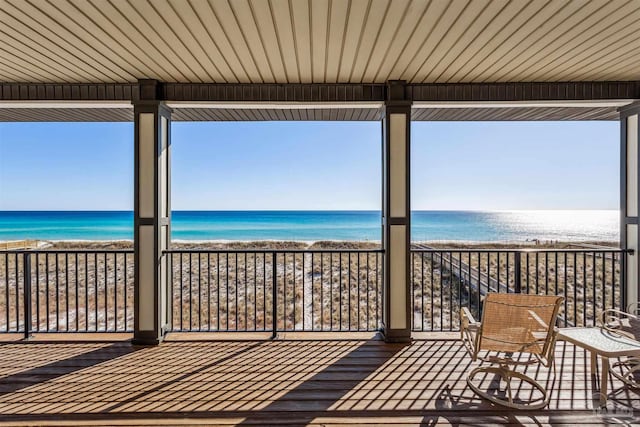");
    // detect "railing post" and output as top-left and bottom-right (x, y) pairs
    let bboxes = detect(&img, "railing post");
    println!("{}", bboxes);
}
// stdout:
(23, 252), (32, 339)
(514, 252), (522, 294)
(271, 252), (277, 339)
